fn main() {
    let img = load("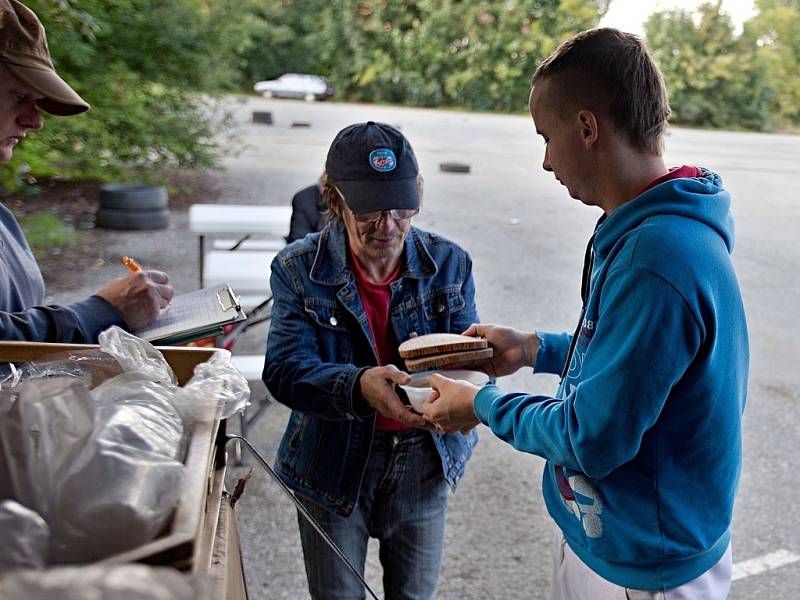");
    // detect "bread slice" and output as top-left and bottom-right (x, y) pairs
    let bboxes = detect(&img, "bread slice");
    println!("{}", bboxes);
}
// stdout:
(398, 333), (488, 359)
(404, 347), (493, 372)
